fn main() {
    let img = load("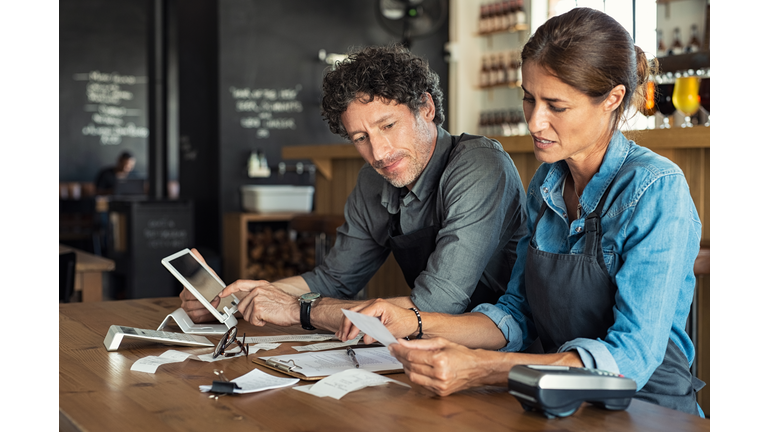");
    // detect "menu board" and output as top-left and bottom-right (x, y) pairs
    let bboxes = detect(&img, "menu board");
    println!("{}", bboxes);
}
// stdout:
(59, 0), (149, 181)
(76, 70), (148, 146)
